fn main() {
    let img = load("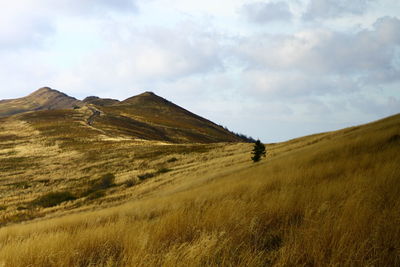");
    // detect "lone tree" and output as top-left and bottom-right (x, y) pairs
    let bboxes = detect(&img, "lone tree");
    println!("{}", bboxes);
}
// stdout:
(251, 140), (266, 162)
